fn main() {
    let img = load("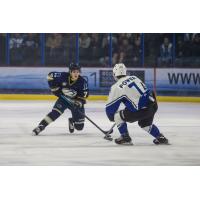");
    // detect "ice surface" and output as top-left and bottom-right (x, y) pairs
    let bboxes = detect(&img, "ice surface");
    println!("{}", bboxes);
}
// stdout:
(0, 100), (200, 166)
